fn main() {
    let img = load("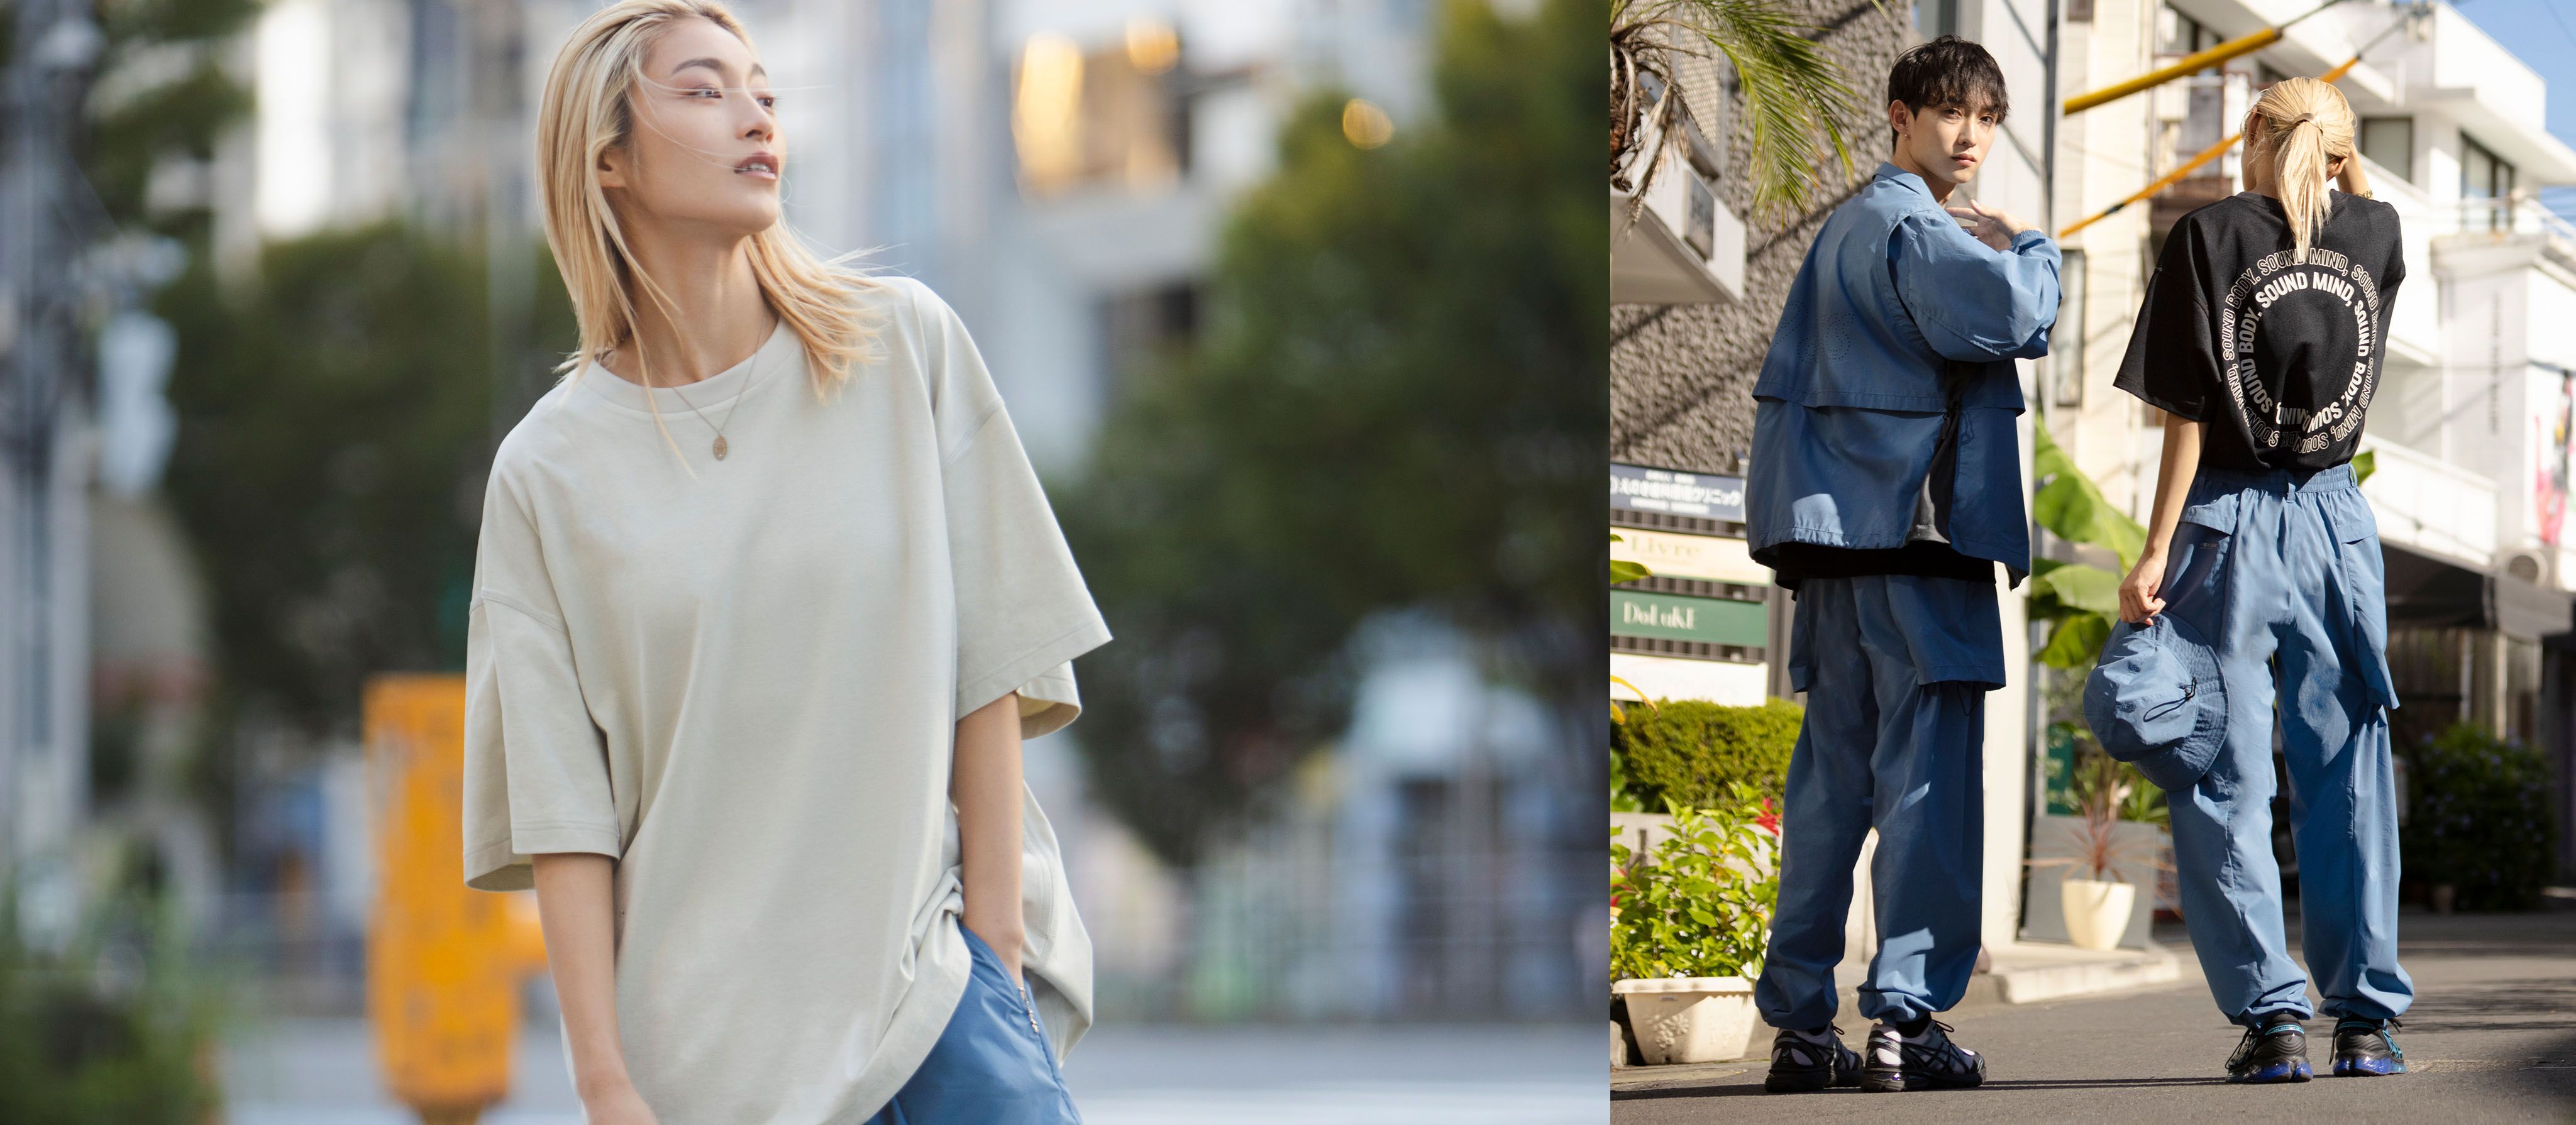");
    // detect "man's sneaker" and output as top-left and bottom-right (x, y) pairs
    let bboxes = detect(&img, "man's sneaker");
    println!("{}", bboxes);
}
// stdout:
(2225, 1011), (2312, 1084)
(1763, 1025), (1863, 1093)
(1860, 1018), (1986, 1092)
(2330, 1016), (2406, 1077)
